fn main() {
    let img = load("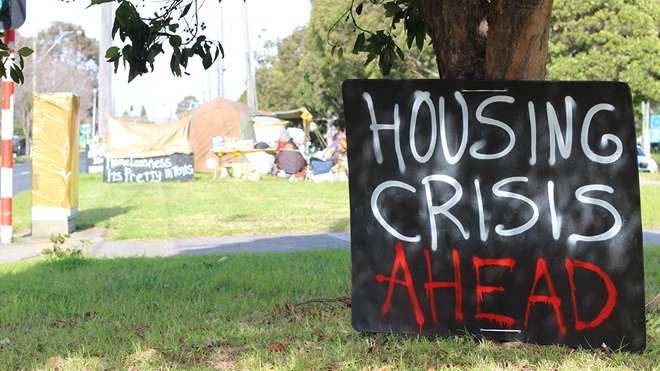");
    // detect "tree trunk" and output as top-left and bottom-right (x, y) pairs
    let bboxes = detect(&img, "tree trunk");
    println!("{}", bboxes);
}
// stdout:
(417, 0), (553, 80)
(417, 0), (487, 79)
